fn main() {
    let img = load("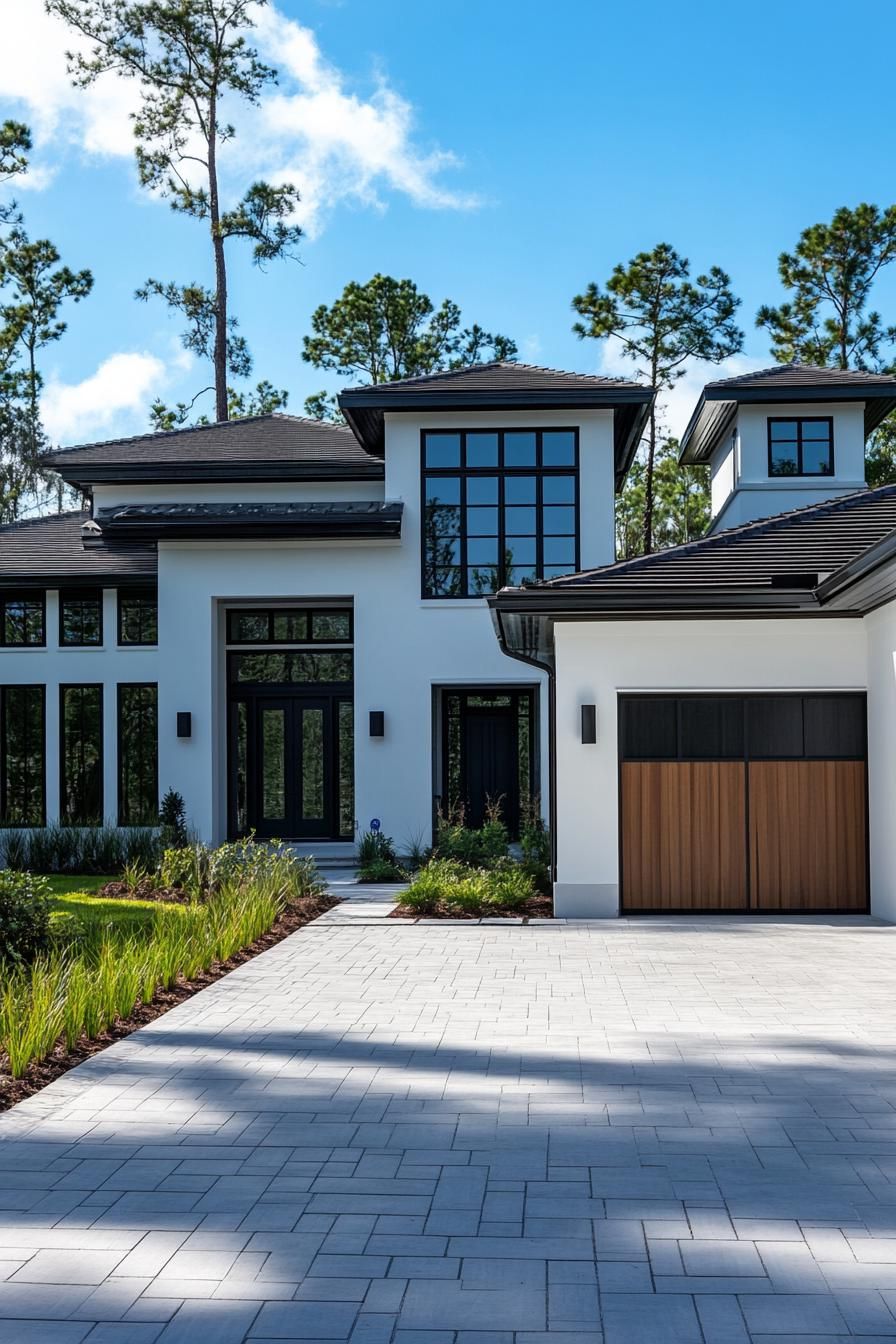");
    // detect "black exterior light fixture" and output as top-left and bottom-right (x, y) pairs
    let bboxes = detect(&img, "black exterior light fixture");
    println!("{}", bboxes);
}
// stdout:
(581, 704), (597, 744)
(176, 712), (192, 739)
(369, 710), (385, 738)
